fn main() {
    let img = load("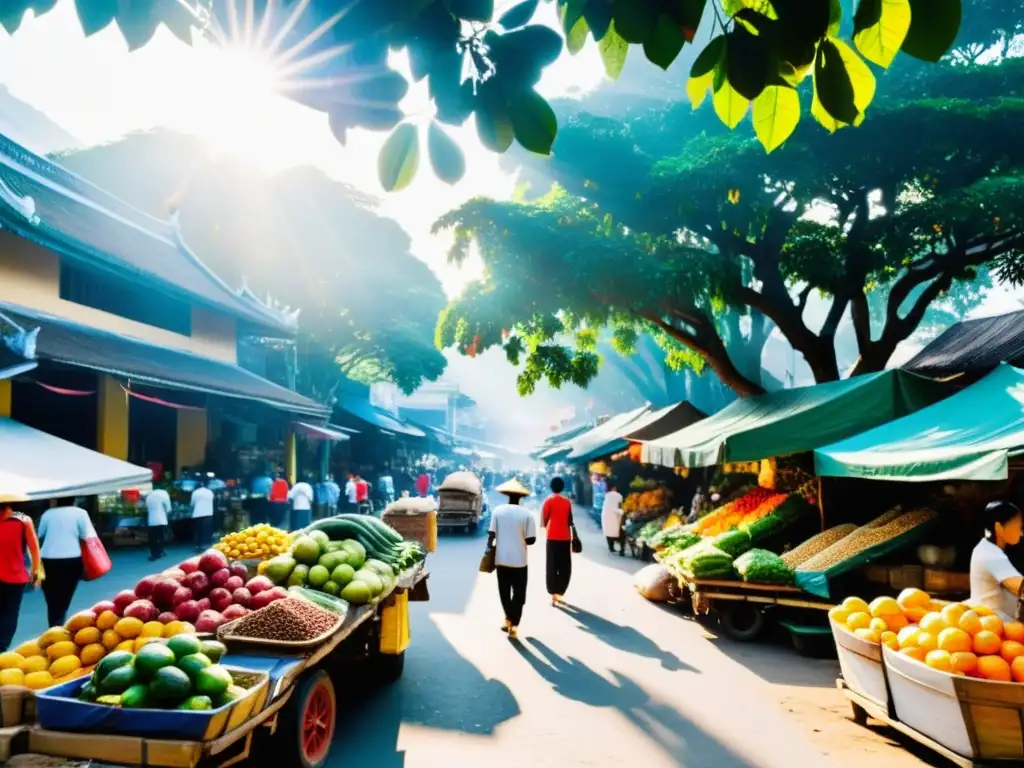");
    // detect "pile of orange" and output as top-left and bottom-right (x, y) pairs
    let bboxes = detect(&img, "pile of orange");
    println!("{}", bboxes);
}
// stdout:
(832, 588), (1024, 682)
